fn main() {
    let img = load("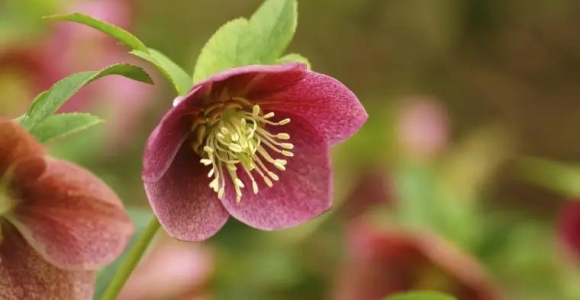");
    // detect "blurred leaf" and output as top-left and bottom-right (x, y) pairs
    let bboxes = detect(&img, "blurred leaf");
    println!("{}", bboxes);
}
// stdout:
(517, 156), (580, 197)
(385, 291), (457, 300)
(396, 164), (439, 229)
(30, 113), (103, 143)
(249, 0), (297, 63)
(192, 18), (251, 83)
(276, 53), (310, 69)
(20, 64), (153, 129)
(44, 13), (148, 52)
(93, 208), (153, 300)
(192, 0), (298, 83)
(131, 48), (192, 95)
